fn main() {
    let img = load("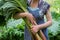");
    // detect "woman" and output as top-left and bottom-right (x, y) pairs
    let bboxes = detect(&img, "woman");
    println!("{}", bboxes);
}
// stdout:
(25, 0), (52, 40)
(13, 0), (52, 40)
